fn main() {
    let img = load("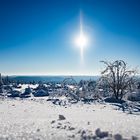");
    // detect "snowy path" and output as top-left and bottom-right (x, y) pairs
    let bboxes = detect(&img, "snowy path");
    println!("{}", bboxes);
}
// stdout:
(0, 98), (140, 140)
